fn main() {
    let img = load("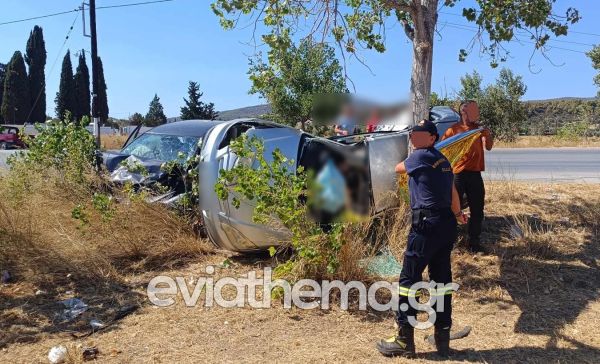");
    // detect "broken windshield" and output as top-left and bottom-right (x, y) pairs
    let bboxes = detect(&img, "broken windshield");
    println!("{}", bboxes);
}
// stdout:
(121, 133), (200, 162)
